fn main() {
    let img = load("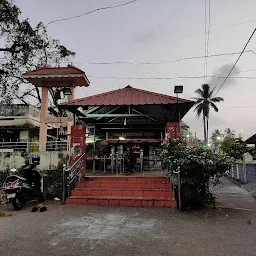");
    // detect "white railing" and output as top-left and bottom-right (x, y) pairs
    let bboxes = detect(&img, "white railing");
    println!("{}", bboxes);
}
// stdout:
(0, 141), (69, 152)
